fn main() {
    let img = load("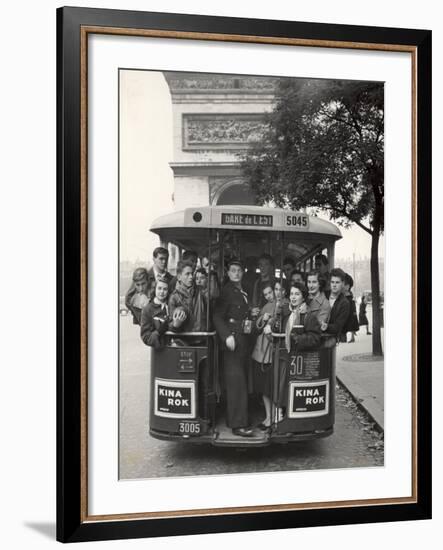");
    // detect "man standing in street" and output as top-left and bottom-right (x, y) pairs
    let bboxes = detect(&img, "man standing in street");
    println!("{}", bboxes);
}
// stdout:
(213, 259), (258, 437)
